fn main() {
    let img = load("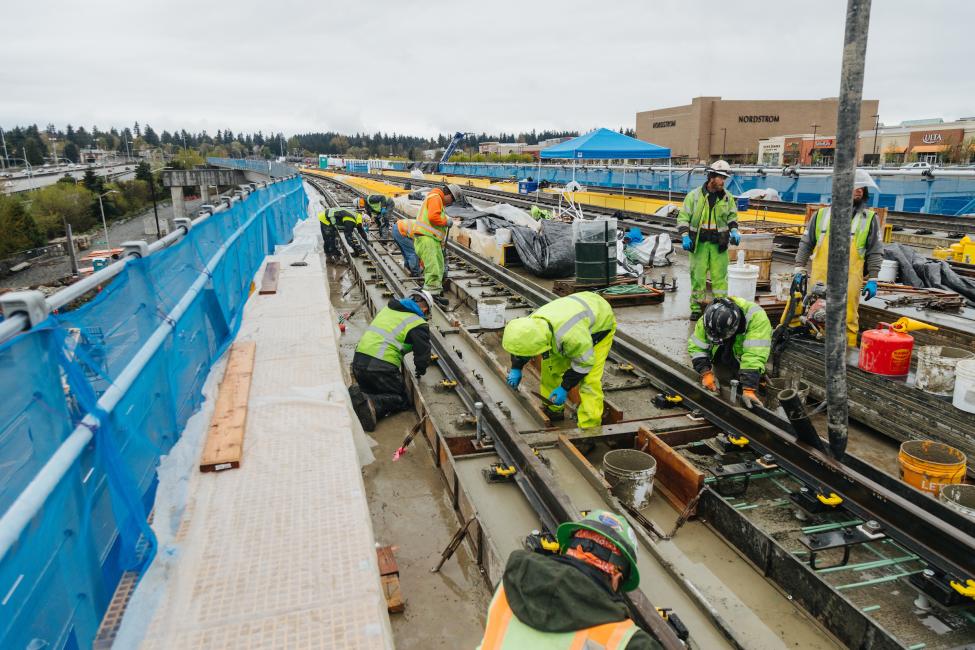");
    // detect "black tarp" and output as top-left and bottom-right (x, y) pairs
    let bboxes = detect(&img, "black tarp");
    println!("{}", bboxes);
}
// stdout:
(884, 243), (975, 305)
